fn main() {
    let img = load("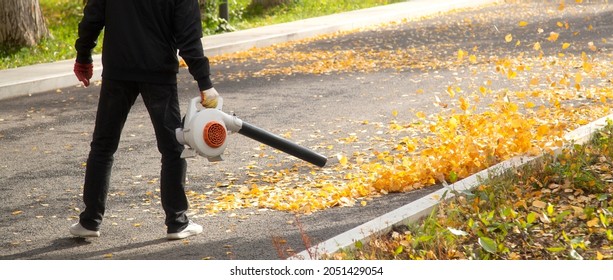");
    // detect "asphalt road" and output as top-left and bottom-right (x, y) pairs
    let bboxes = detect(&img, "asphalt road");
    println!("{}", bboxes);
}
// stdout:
(1, 0), (612, 260)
